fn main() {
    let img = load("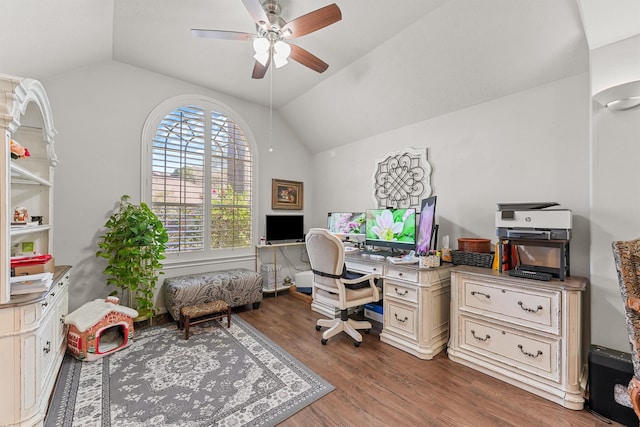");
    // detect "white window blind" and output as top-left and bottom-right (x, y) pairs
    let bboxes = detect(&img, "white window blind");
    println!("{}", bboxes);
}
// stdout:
(151, 104), (253, 254)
